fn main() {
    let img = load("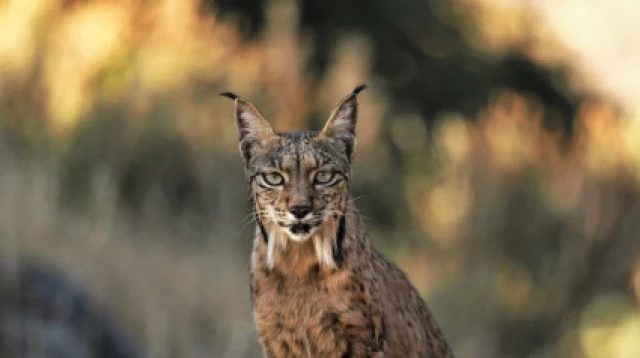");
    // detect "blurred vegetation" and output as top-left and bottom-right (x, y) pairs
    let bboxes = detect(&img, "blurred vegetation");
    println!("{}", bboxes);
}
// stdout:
(1, 0), (640, 357)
